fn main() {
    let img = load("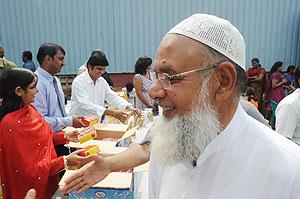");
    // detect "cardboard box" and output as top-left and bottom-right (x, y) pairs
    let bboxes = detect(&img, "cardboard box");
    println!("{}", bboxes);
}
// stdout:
(93, 123), (129, 140)
(64, 123), (129, 140)
(60, 171), (133, 199)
